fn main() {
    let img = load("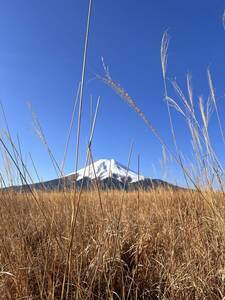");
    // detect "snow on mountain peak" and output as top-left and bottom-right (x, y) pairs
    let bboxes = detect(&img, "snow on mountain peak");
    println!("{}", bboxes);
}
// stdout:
(74, 158), (144, 182)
